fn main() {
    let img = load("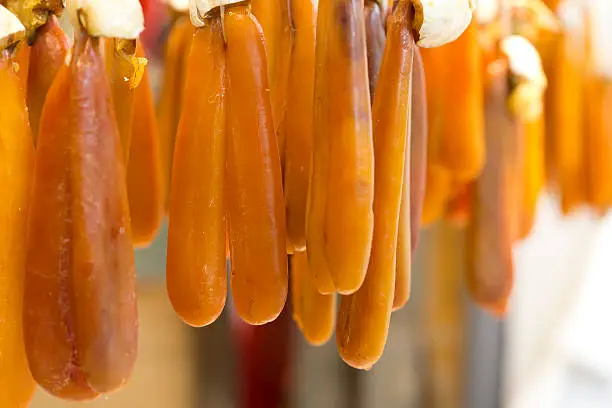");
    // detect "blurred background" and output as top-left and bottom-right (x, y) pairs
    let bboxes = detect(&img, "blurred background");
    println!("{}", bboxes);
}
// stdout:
(29, 0), (612, 407)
